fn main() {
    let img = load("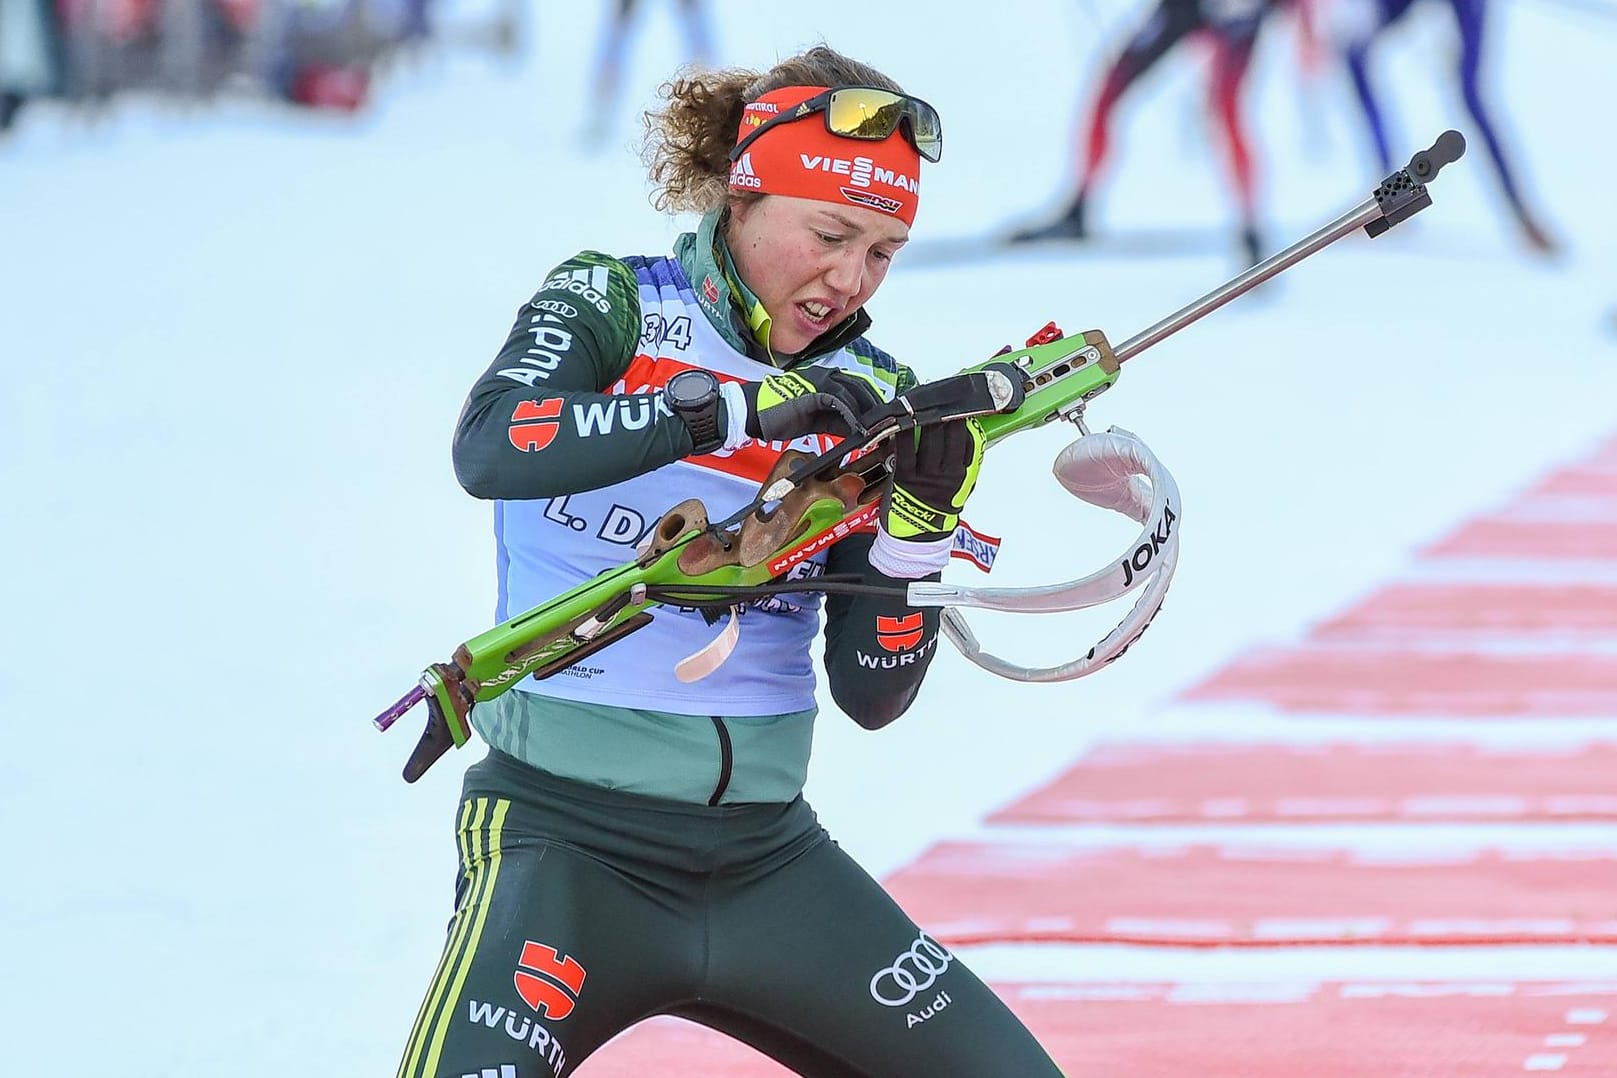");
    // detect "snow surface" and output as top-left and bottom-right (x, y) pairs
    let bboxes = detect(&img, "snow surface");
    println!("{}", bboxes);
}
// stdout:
(3, 0), (1615, 1073)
